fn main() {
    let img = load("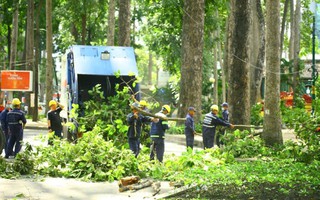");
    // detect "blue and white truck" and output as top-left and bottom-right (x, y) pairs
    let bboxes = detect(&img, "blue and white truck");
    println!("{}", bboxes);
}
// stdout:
(59, 45), (139, 138)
